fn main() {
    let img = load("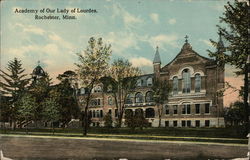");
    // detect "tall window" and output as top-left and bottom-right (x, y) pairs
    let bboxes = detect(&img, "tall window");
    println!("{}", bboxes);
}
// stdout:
(195, 104), (200, 114)
(182, 69), (191, 93)
(165, 105), (169, 115)
(125, 94), (133, 104)
(145, 91), (154, 102)
(173, 105), (178, 114)
(147, 77), (153, 86)
(173, 76), (178, 95)
(195, 74), (201, 92)
(137, 79), (143, 87)
(182, 104), (191, 114)
(205, 103), (210, 114)
(108, 97), (113, 105)
(135, 92), (143, 103)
